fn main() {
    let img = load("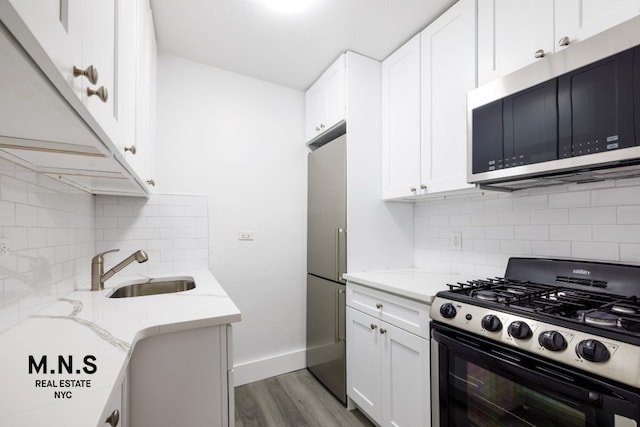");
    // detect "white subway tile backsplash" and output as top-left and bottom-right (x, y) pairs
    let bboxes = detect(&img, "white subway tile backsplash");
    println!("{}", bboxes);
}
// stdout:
(617, 206), (640, 224)
(593, 225), (640, 243)
(572, 242), (619, 261)
(592, 186), (640, 206)
(569, 207), (616, 224)
(415, 180), (640, 275)
(515, 225), (549, 241)
(550, 225), (592, 241)
(530, 209), (568, 225)
(95, 194), (209, 275)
